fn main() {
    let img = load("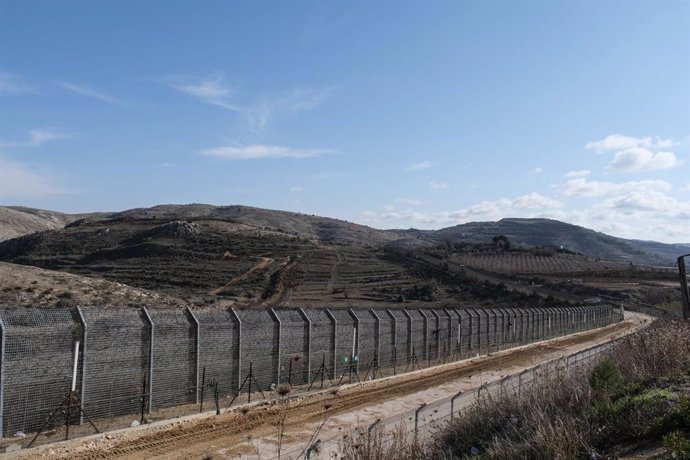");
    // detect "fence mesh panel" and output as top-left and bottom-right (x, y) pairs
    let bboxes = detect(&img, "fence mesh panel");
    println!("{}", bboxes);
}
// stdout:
(0, 303), (622, 447)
